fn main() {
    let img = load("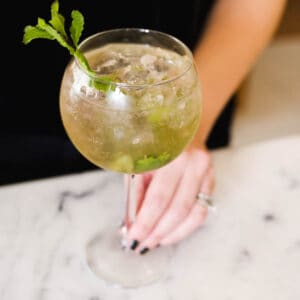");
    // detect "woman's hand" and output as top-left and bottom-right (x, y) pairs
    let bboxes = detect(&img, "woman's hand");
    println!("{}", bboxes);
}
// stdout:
(126, 145), (215, 254)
